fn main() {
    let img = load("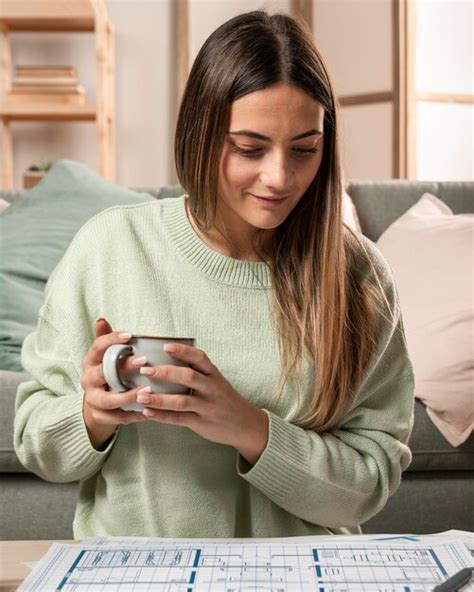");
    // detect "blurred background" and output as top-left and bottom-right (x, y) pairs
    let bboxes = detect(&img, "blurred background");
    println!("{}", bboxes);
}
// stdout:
(0, 0), (472, 189)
